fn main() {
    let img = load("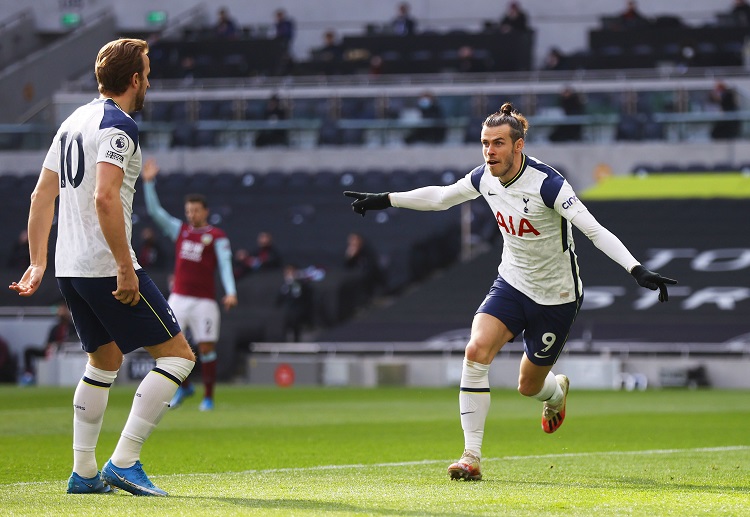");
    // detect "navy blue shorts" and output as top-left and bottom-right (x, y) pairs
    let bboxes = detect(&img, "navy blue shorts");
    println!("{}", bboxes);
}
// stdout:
(57, 269), (182, 355)
(476, 275), (582, 366)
